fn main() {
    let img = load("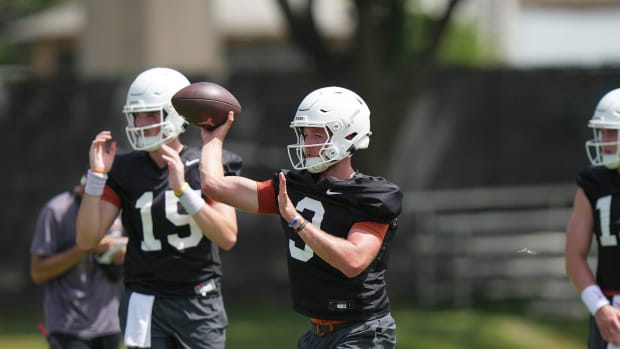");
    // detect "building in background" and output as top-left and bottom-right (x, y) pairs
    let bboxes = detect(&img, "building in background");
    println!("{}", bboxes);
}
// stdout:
(6, 0), (620, 78)
(4, 0), (353, 79)
(450, 0), (620, 67)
